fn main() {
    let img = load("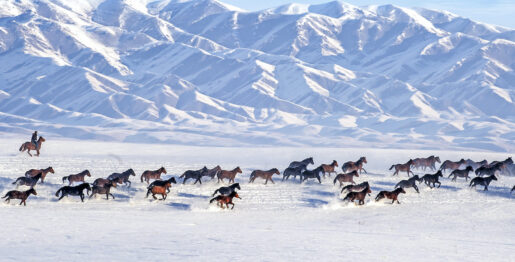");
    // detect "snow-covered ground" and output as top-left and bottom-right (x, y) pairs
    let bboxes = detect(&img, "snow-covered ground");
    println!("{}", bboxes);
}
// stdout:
(1, 138), (514, 261)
